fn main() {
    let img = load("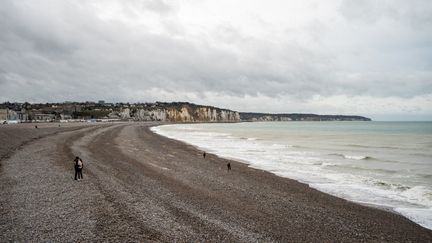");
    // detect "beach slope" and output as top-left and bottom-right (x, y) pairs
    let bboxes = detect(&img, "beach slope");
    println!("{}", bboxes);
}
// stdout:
(0, 122), (431, 242)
